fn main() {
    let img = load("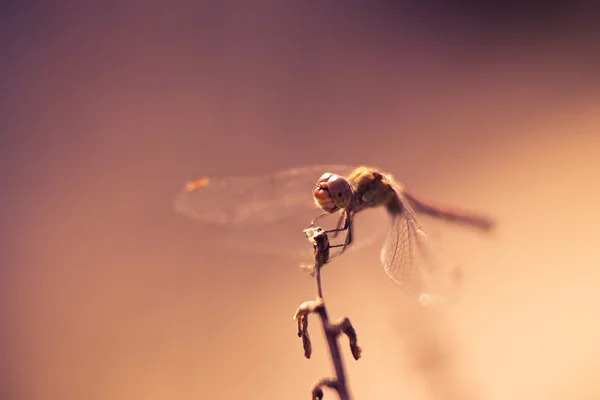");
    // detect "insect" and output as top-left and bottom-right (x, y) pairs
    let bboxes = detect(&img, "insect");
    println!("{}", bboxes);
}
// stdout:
(175, 165), (494, 304)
